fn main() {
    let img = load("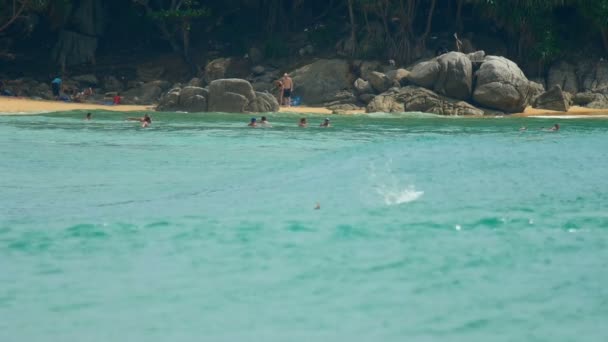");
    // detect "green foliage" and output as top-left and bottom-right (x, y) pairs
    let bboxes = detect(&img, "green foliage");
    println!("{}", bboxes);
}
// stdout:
(530, 28), (561, 63)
